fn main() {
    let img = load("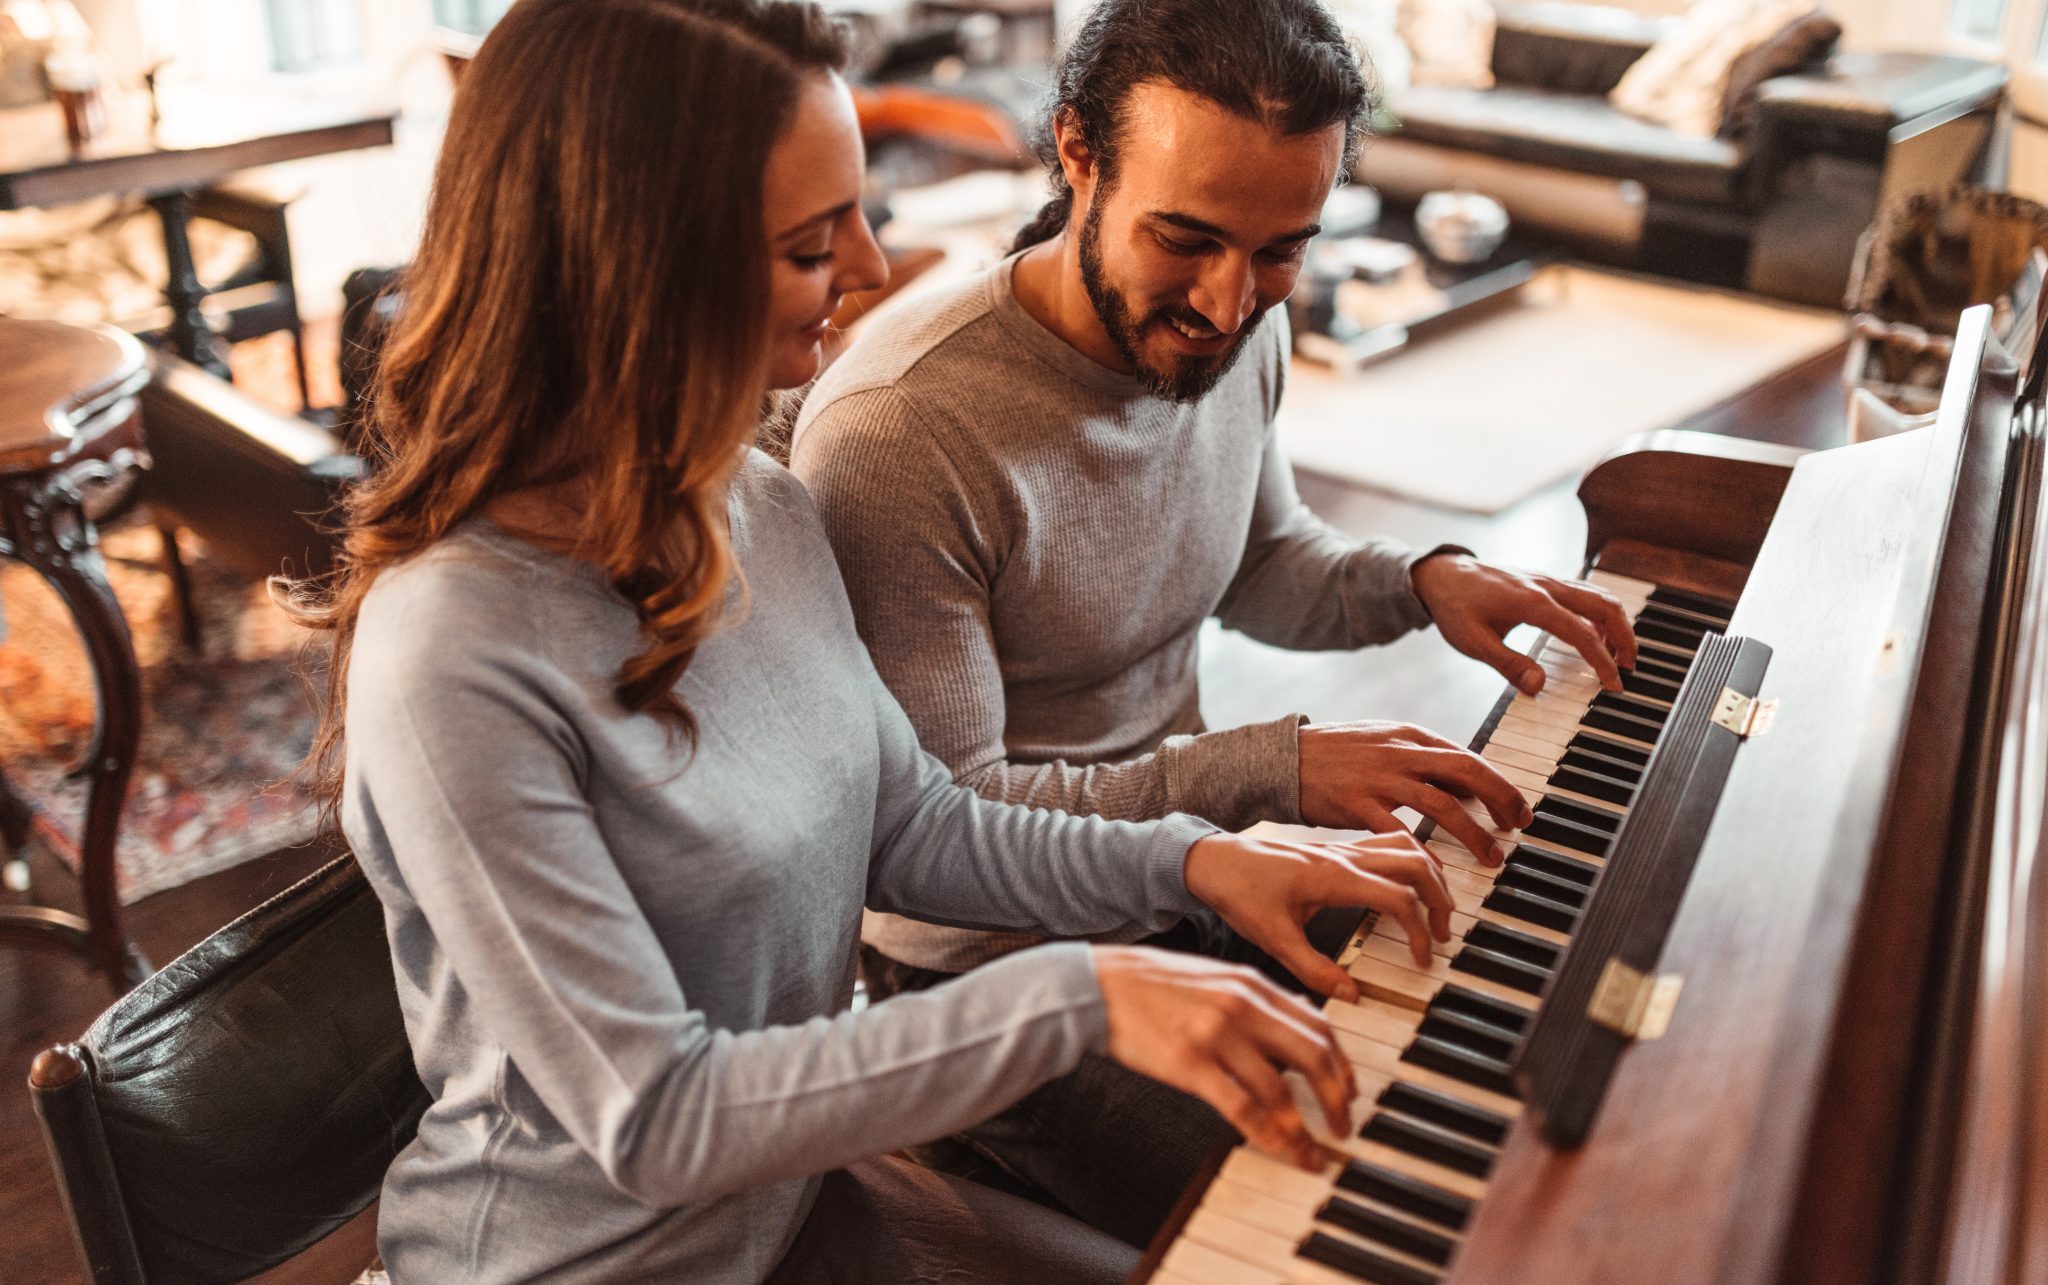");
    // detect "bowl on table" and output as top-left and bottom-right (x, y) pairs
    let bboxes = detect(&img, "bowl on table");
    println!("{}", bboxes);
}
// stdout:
(1416, 191), (1509, 264)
